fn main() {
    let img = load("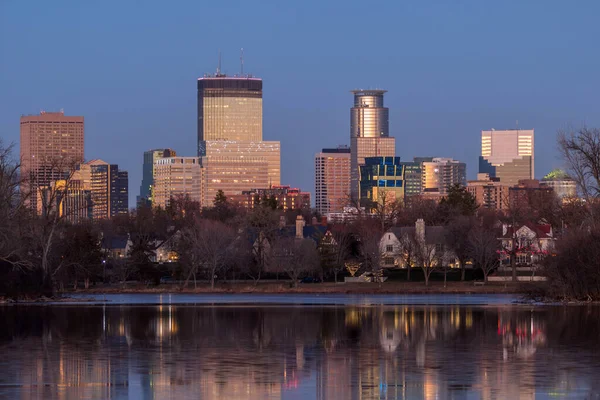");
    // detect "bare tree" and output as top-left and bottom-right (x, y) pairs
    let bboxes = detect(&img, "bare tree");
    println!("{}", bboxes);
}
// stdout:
(355, 219), (383, 276)
(245, 205), (280, 283)
(414, 233), (440, 287)
(272, 237), (320, 287)
(445, 216), (475, 281)
(398, 233), (417, 281)
(468, 224), (500, 282)
(319, 224), (354, 283)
